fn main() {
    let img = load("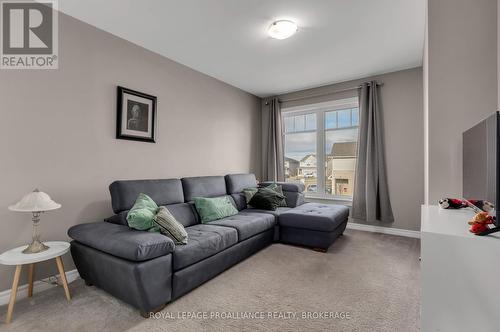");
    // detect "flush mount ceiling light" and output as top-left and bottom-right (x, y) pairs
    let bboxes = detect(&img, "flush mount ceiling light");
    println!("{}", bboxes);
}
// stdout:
(268, 20), (298, 40)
